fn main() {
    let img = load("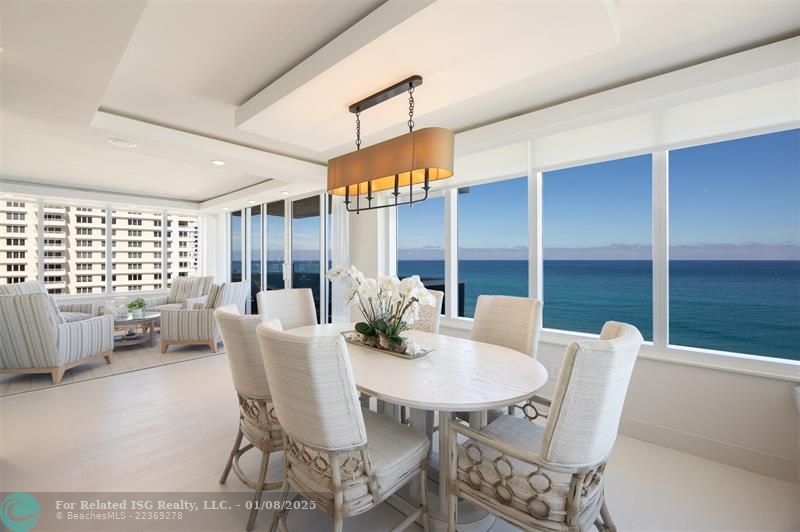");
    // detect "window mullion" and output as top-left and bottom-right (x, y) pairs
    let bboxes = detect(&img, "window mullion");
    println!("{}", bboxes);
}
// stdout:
(444, 188), (458, 318)
(105, 208), (112, 295)
(161, 213), (168, 290)
(652, 151), (669, 349)
(528, 141), (543, 301)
